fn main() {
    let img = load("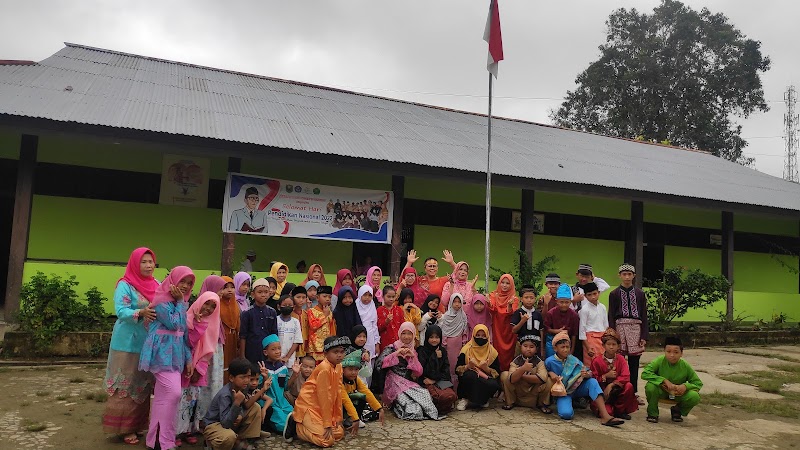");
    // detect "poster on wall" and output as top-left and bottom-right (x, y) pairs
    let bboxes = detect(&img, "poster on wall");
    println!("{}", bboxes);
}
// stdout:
(159, 154), (210, 208)
(222, 173), (393, 244)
